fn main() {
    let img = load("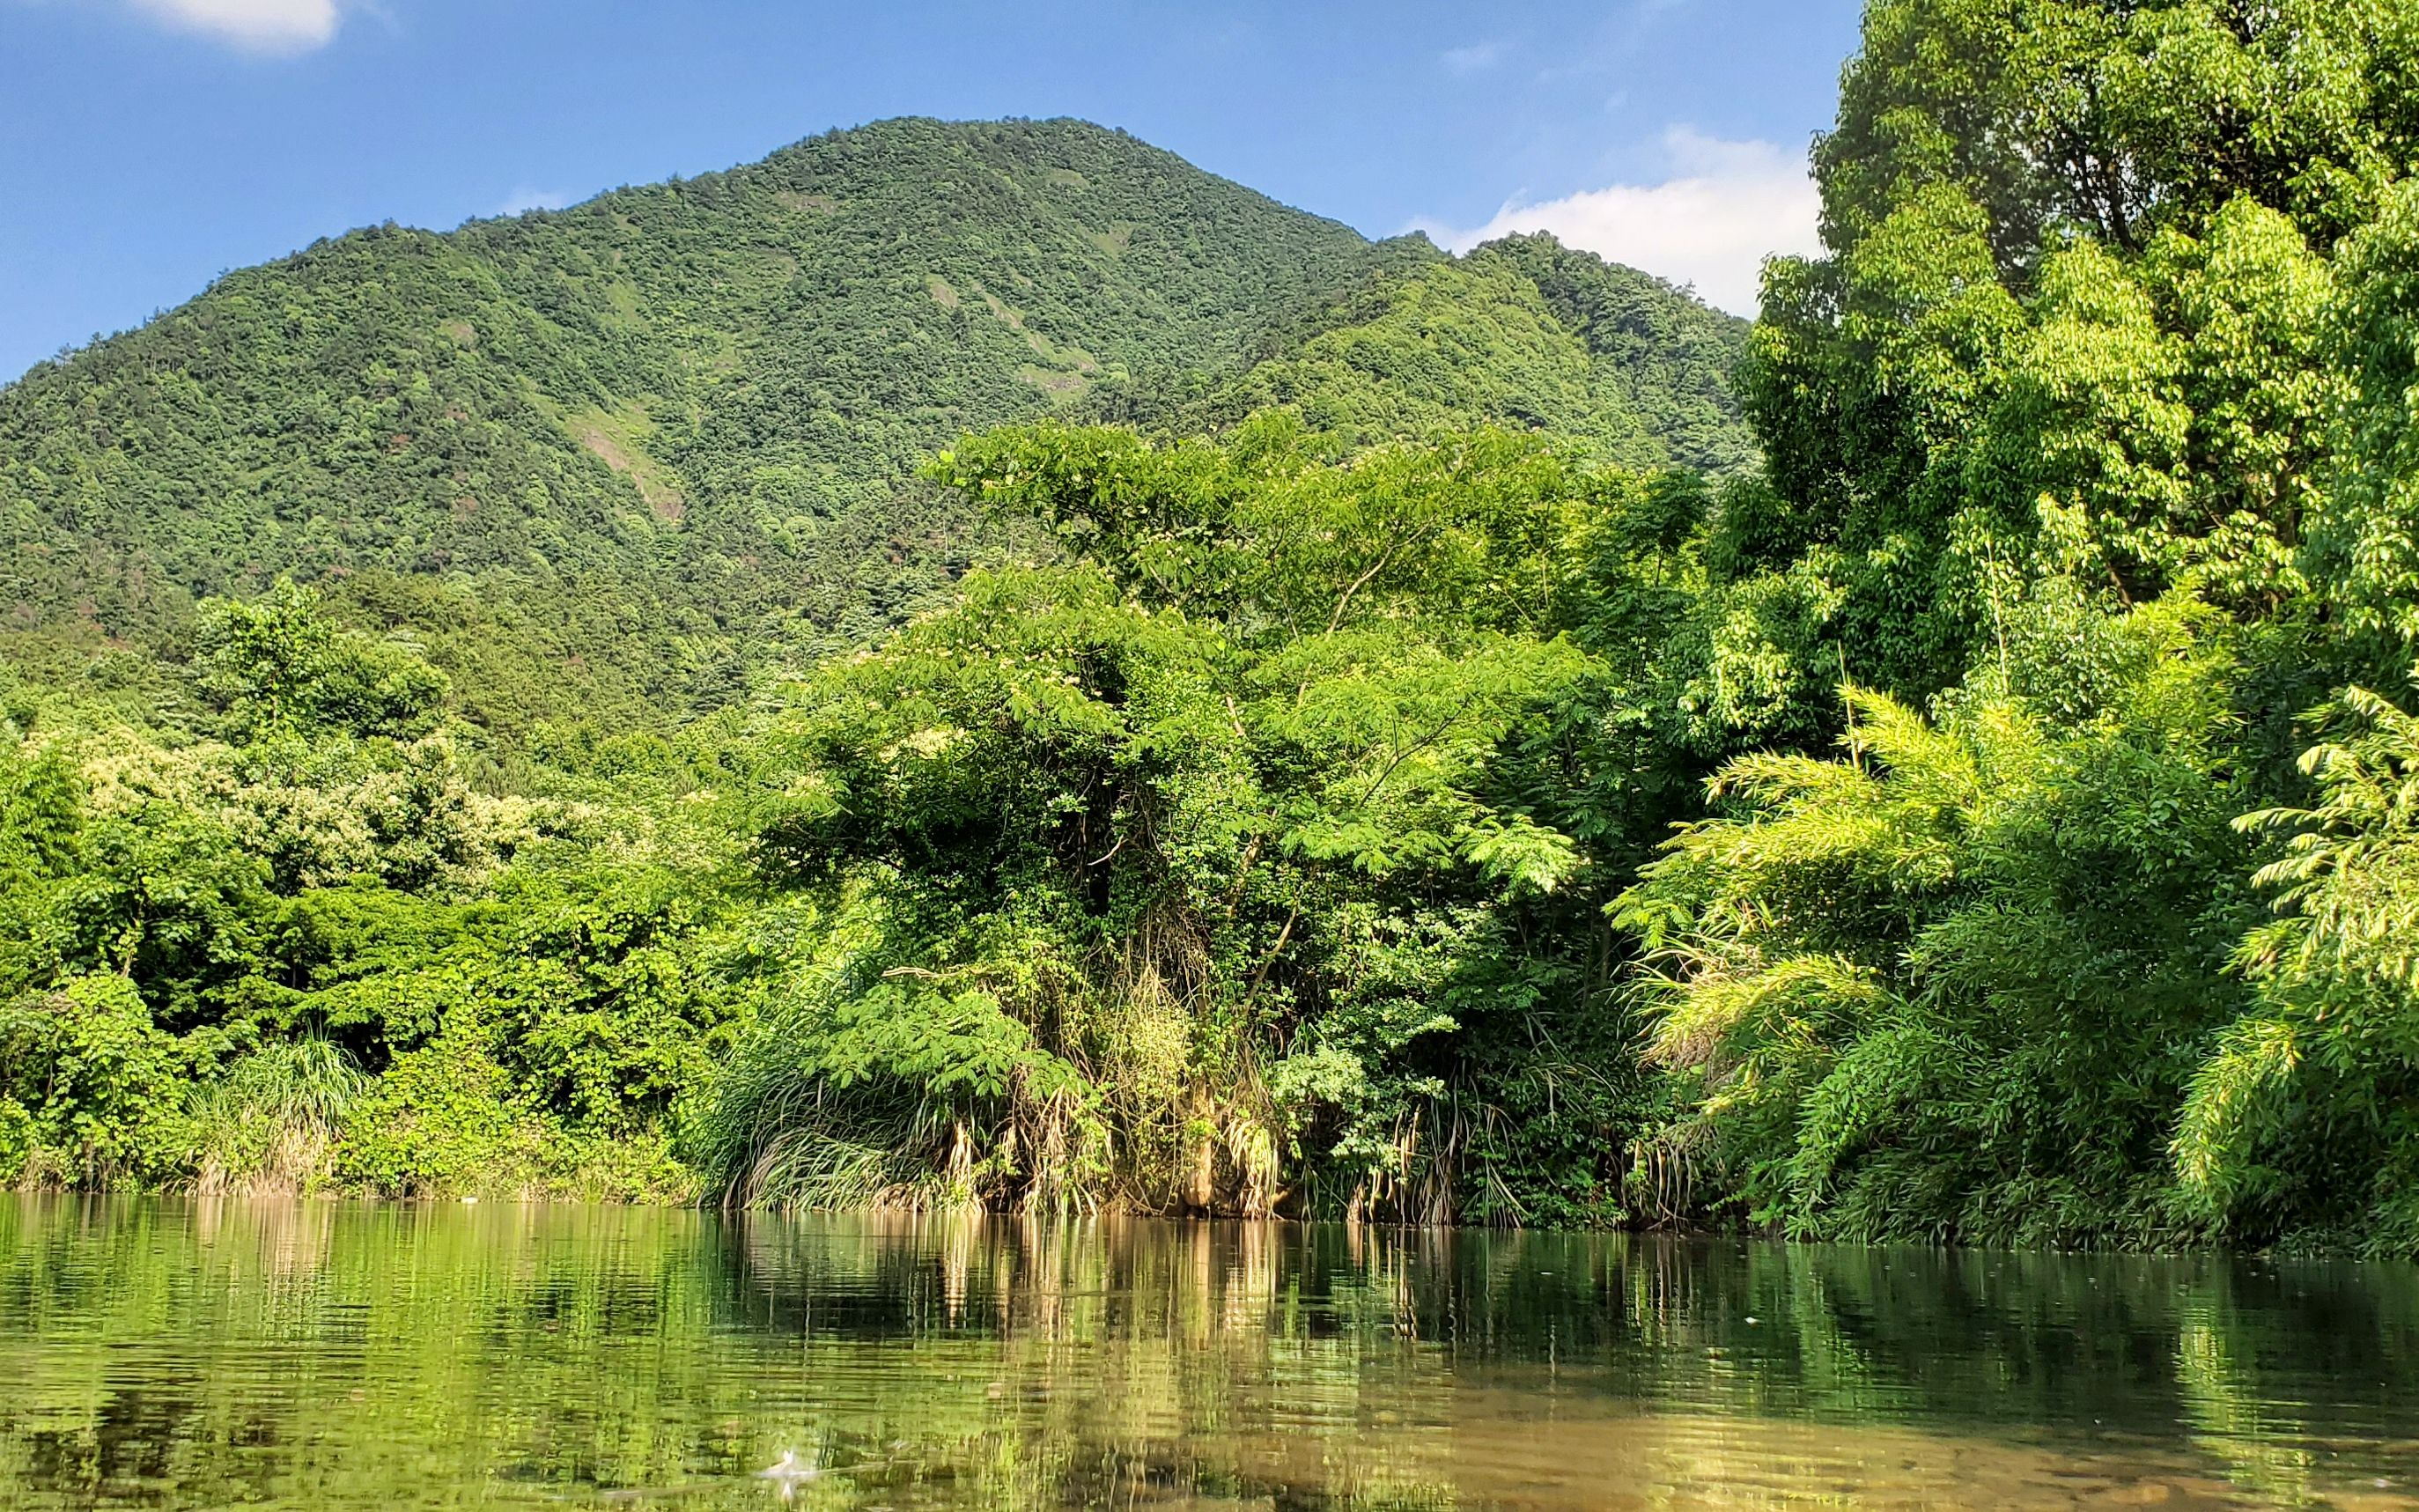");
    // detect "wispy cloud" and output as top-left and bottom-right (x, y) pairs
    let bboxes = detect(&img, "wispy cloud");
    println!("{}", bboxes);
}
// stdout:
(1408, 128), (1821, 316)
(127, 0), (342, 53)
(496, 187), (572, 217)
(1441, 40), (1503, 75)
